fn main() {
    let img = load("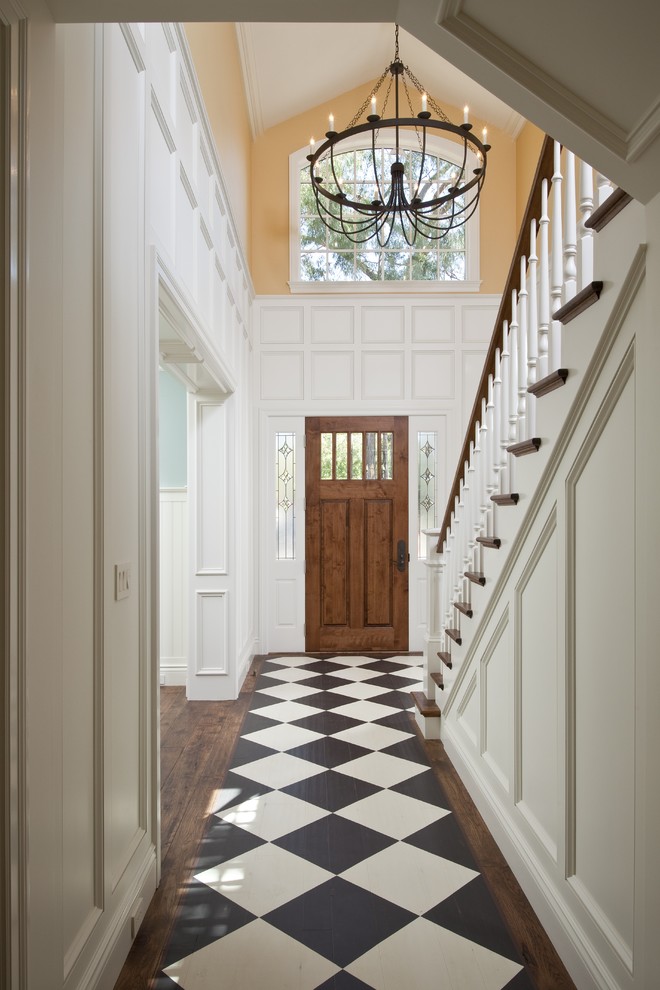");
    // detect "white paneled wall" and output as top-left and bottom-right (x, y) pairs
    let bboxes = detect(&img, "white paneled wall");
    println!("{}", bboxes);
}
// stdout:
(254, 295), (497, 652)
